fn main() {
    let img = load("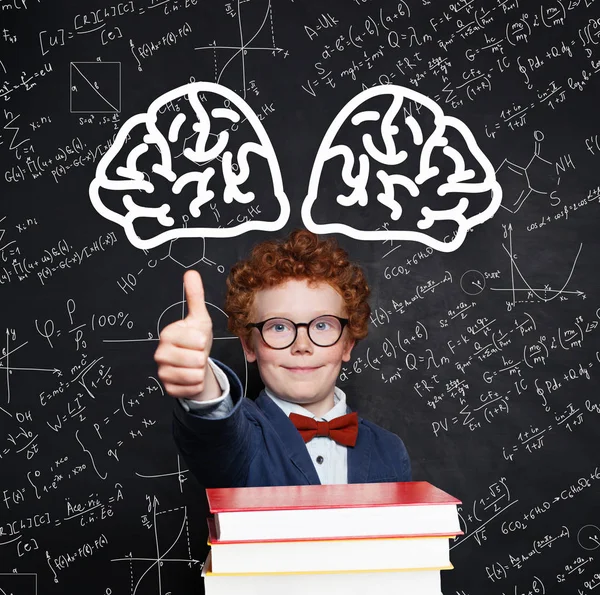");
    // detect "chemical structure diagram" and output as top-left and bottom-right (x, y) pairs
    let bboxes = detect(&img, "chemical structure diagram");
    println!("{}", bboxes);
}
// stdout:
(114, 234), (226, 297)
(164, 235), (226, 274)
(495, 131), (557, 214)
